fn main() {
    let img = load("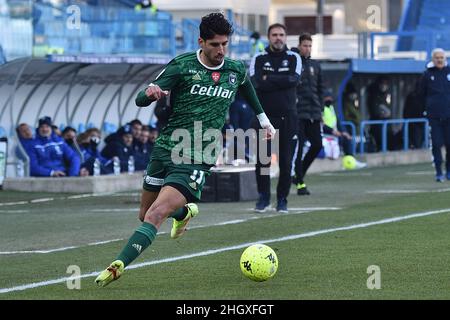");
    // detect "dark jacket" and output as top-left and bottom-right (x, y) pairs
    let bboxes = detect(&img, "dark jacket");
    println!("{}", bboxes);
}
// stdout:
(419, 63), (450, 119)
(367, 80), (392, 121)
(292, 48), (325, 121)
(133, 140), (154, 171)
(249, 46), (302, 117)
(29, 132), (81, 177)
(101, 140), (134, 172)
